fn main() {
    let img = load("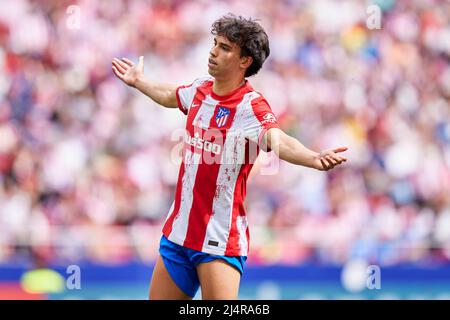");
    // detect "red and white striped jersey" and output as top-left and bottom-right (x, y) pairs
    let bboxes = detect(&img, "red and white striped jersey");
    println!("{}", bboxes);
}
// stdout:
(162, 76), (280, 256)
